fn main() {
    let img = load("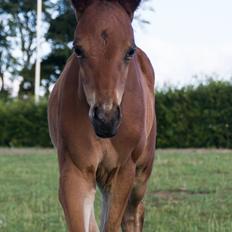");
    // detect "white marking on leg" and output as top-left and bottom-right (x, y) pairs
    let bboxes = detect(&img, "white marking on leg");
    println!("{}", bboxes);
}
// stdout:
(90, 207), (100, 232)
(83, 192), (95, 232)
